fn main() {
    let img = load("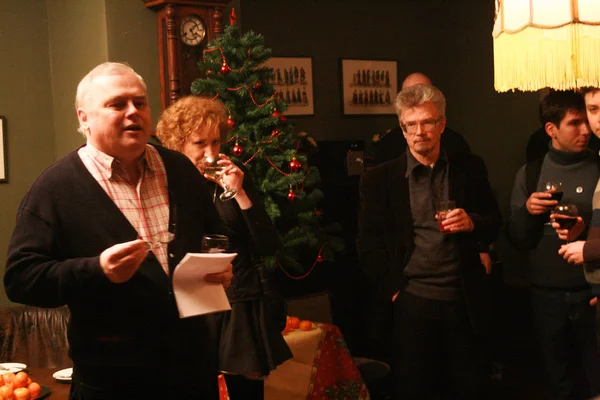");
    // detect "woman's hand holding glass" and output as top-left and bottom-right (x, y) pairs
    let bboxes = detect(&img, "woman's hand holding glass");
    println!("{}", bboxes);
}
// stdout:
(201, 154), (241, 201)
